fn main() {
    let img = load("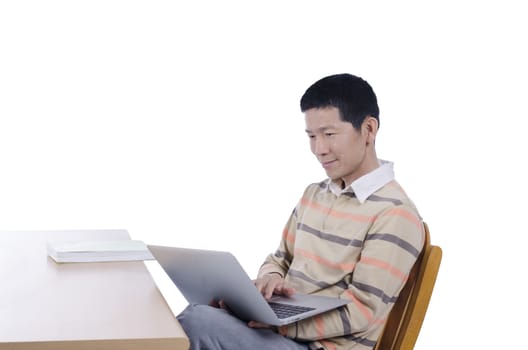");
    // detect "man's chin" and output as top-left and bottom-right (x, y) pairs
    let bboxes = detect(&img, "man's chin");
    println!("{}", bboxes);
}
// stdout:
(325, 171), (339, 180)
